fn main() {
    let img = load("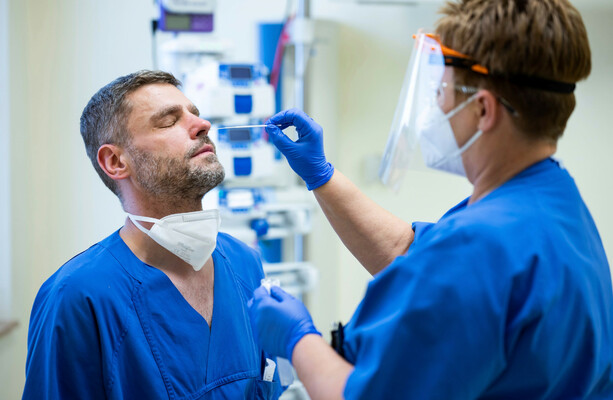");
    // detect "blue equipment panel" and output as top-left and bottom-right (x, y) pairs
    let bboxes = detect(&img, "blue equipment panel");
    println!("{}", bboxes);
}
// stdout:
(219, 64), (264, 87)
(217, 127), (263, 150)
